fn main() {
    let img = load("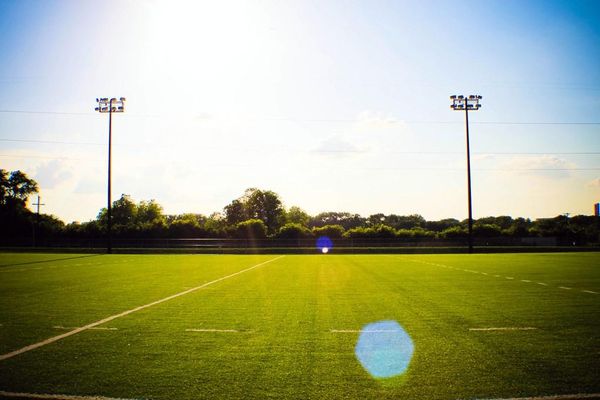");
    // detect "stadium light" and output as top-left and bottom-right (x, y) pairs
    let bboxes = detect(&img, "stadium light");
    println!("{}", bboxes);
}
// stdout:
(450, 94), (482, 254)
(95, 97), (126, 254)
